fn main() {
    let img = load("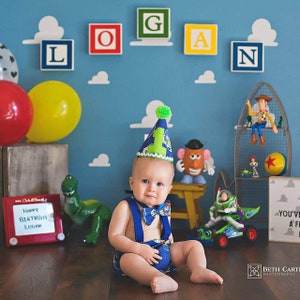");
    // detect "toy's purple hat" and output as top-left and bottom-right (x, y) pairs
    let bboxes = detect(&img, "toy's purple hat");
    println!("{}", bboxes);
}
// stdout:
(136, 105), (173, 162)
